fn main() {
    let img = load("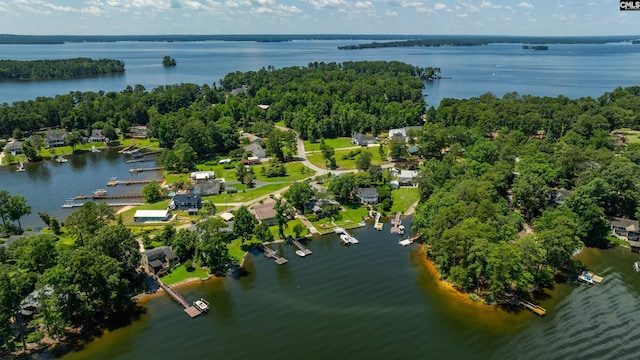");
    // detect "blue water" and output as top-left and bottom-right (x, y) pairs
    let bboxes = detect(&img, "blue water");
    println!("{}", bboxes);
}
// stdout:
(1, 41), (639, 107)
